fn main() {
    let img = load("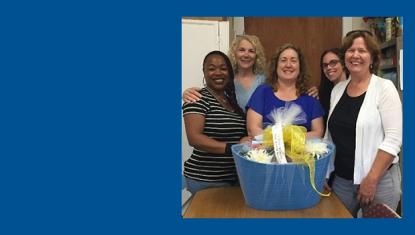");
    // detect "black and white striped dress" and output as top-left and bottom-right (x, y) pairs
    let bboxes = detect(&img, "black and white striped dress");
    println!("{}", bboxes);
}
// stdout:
(182, 88), (247, 182)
